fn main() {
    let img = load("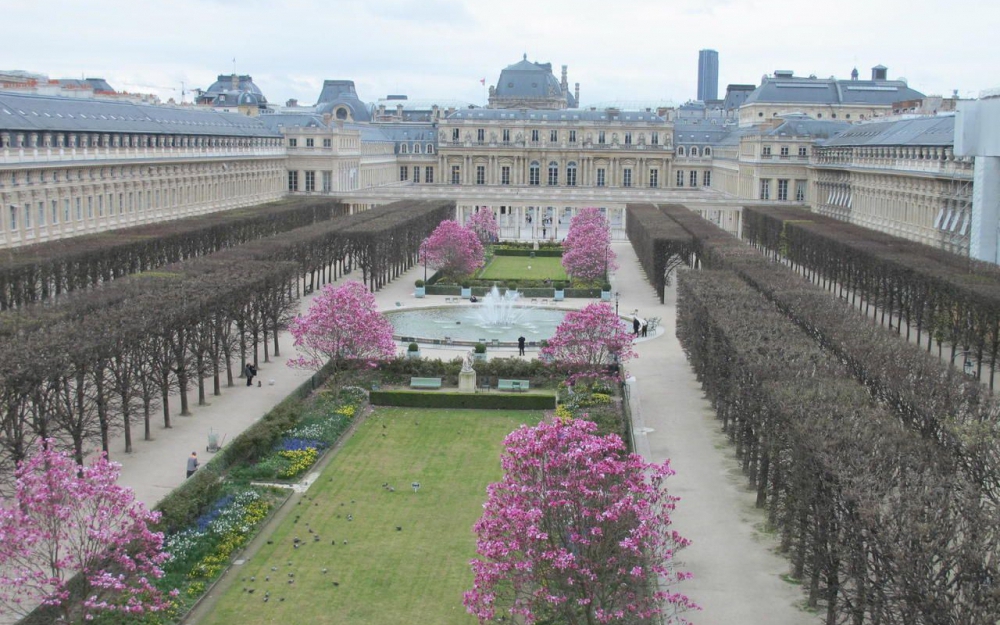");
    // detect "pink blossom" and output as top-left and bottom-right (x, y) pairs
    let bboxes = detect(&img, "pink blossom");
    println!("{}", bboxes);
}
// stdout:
(464, 419), (698, 624)
(466, 208), (500, 244)
(419, 219), (485, 280)
(0, 441), (174, 621)
(288, 280), (397, 371)
(562, 207), (617, 282)
(541, 302), (636, 372)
